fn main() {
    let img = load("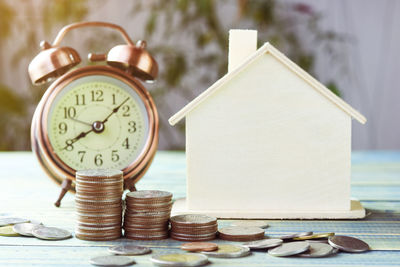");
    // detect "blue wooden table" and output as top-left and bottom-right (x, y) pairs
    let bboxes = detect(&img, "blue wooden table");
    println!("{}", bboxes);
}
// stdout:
(0, 151), (399, 266)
